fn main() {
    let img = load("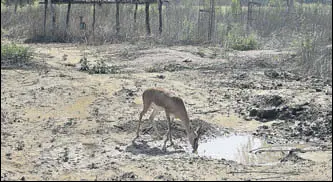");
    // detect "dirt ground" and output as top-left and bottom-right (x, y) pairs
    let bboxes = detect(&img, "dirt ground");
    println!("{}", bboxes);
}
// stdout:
(1, 42), (332, 181)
